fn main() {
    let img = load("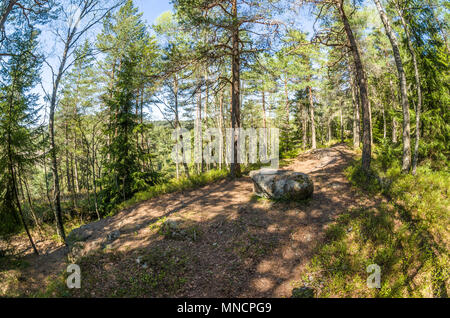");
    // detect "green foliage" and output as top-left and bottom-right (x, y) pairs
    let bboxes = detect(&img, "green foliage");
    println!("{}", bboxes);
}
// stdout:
(0, 26), (42, 237)
(296, 157), (449, 298)
(98, 1), (159, 214)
